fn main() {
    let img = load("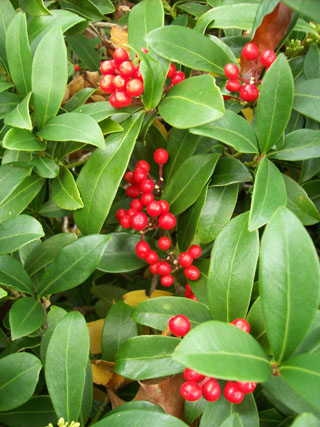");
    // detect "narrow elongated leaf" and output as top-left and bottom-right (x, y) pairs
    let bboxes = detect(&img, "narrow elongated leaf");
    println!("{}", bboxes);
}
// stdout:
(140, 51), (166, 111)
(207, 212), (259, 321)
(158, 75), (224, 129)
(190, 110), (259, 154)
(37, 235), (110, 296)
(0, 80), (13, 92)
(0, 215), (44, 254)
(74, 111), (144, 234)
(0, 255), (33, 294)
(45, 312), (90, 422)
(37, 112), (105, 149)
(32, 157), (59, 179)
(259, 207), (320, 363)
(32, 26), (67, 128)
(19, 0), (51, 16)
(60, 0), (104, 21)
(40, 306), (67, 364)
(93, 410), (188, 427)
(293, 79), (320, 123)
(162, 153), (220, 215)
(173, 321), (271, 382)
(74, 102), (141, 123)
(4, 93), (32, 130)
(9, 297), (45, 340)
(249, 157), (287, 231)
(51, 167), (83, 210)
(0, 0), (15, 66)
(3, 128), (46, 151)
(257, 54), (294, 153)
(0, 92), (20, 119)
(269, 129), (320, 160)
(64, 88), (96, 112)
(211, 157), (252, 186)
(0, 164), (31, 204)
